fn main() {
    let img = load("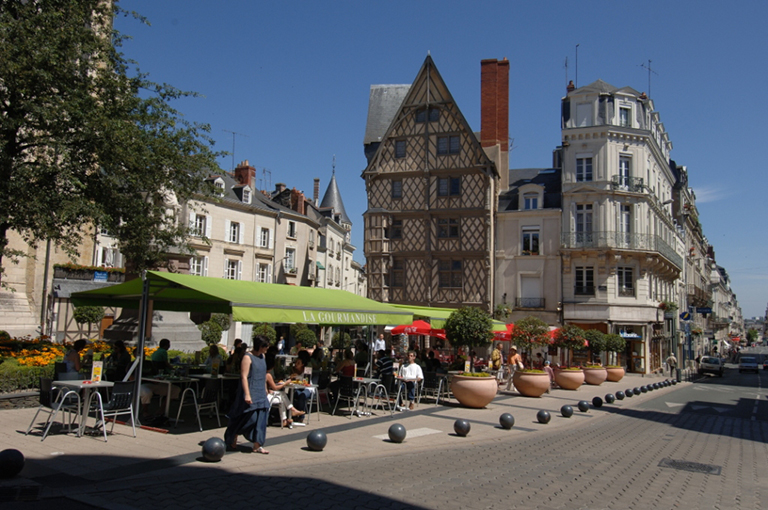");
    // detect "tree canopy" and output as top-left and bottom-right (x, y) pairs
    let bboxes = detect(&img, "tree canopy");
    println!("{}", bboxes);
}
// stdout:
(444, 307), (493, 349)
(0, 0), (222, 281)
(508, 316), (550, 352)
